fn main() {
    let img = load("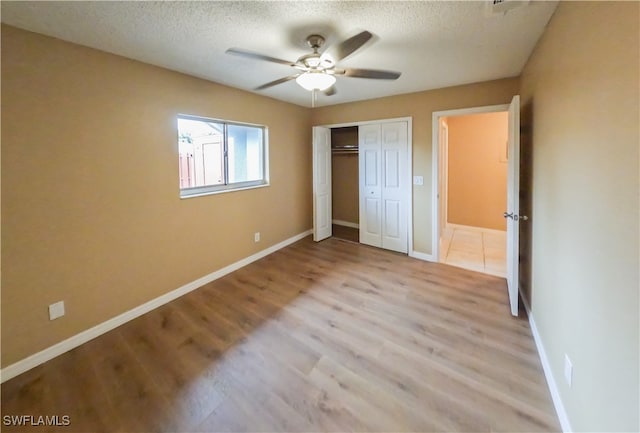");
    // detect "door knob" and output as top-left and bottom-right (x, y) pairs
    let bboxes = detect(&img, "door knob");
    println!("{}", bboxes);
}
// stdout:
(504, 212), (528, 221)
